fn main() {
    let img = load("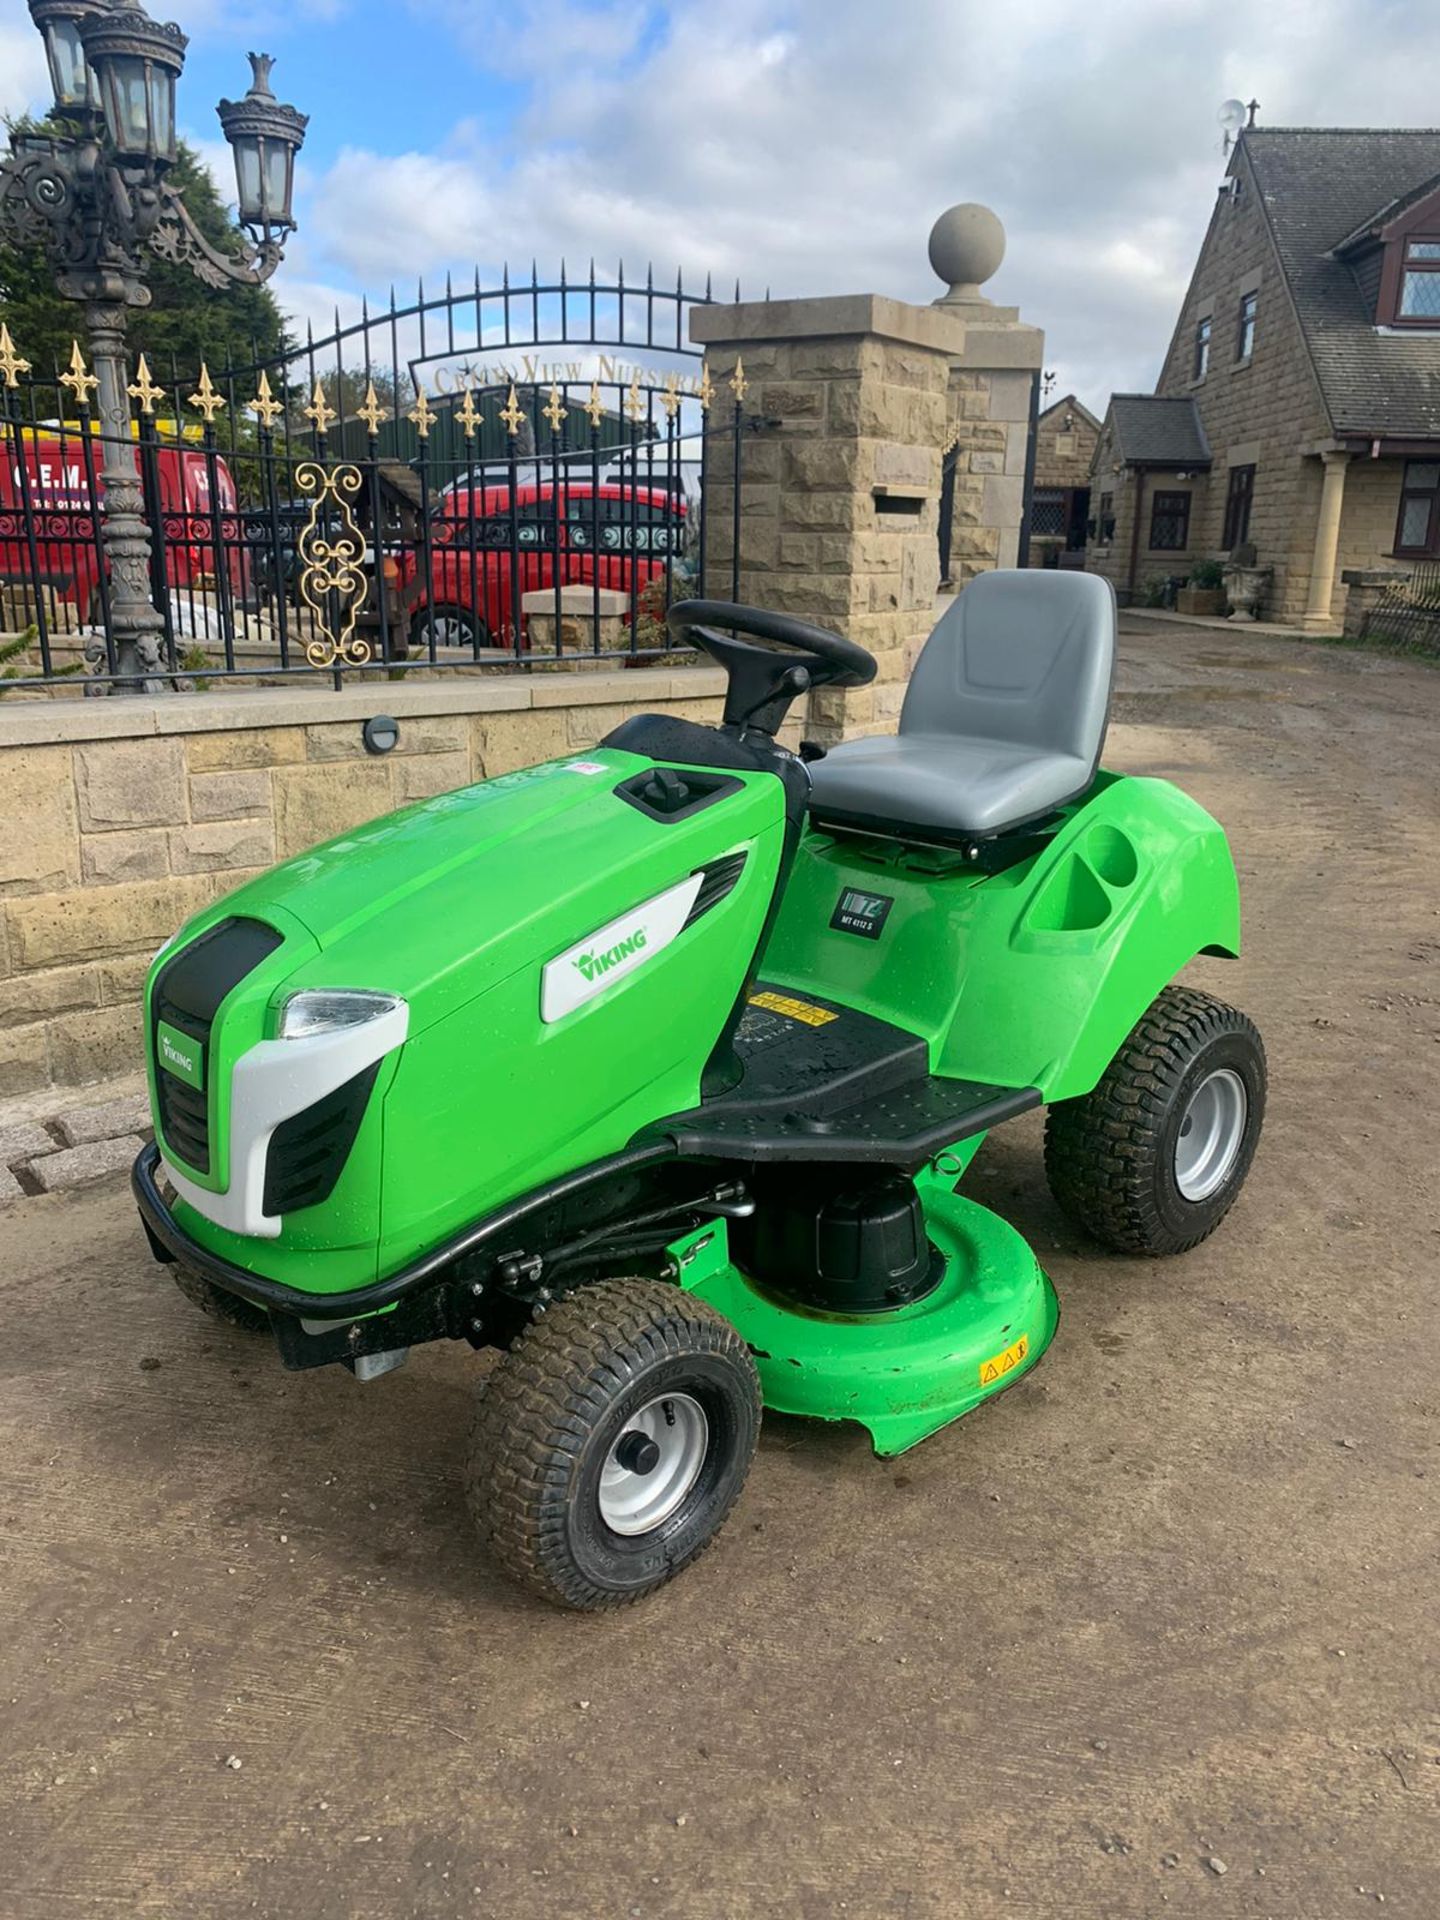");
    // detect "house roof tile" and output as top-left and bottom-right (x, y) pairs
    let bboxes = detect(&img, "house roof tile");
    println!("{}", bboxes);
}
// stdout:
(1243, 129), (1440, 437)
